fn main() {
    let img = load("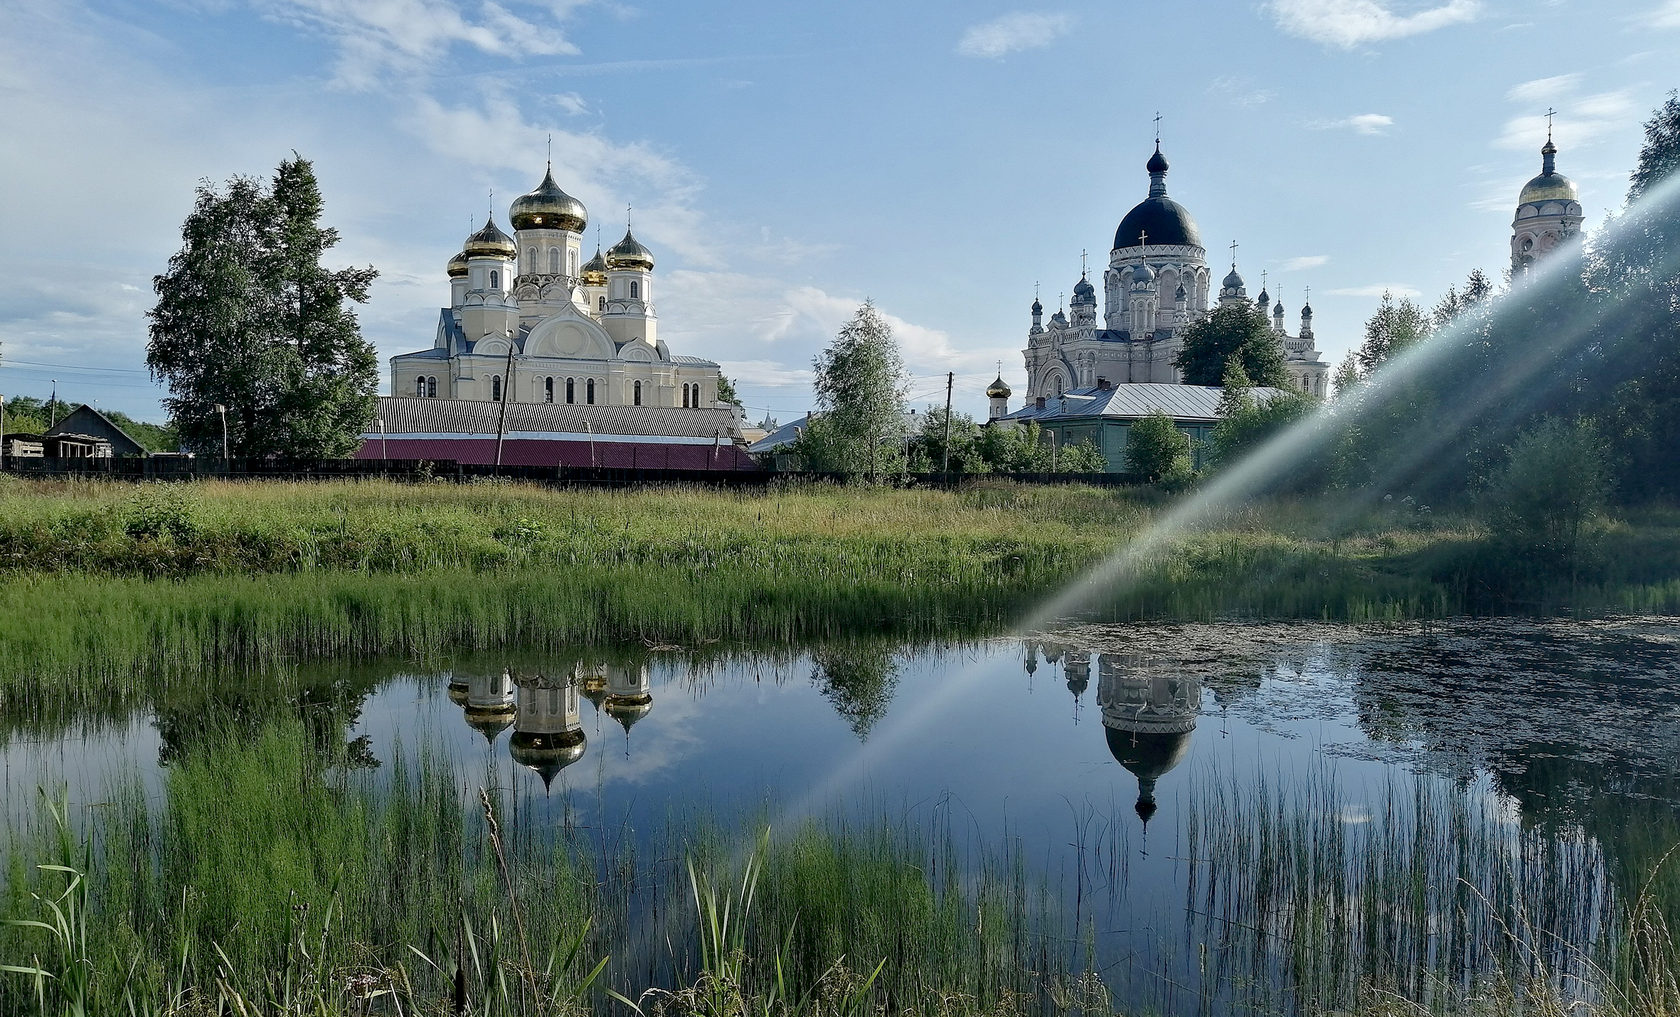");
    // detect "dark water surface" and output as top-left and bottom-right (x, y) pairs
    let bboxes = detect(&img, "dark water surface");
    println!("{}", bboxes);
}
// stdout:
(5, 618), (1678, 1012)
